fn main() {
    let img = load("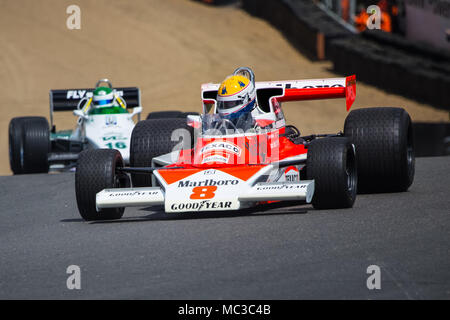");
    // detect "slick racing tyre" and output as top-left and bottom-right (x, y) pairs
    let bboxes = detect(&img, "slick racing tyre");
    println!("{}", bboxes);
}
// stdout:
(75, 149), (130, 221)
(9, 116), (33, 174)
(130, 118), (194, 187)
(306, 137), (357, 209)
(146, 110), (199, 120)
(9, 116), (50, 174)
(344, 107), (414, 193)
